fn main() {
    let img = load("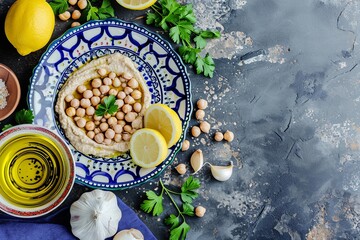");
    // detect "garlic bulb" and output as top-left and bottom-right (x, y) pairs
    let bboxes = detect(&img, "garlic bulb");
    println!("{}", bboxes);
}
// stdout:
(210, 161), (233, 181)
(70, 189), (122, 240)
(113, 228), (144, 240)
(190, 149), (203, 174)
